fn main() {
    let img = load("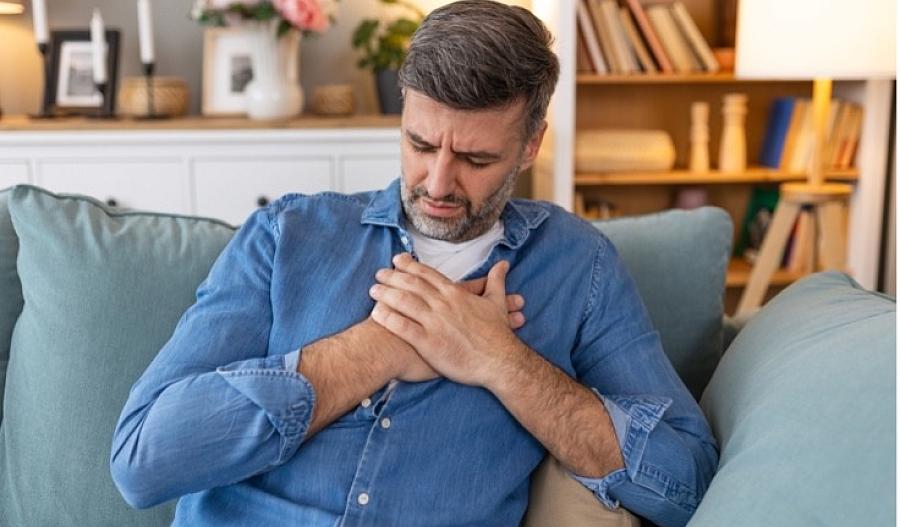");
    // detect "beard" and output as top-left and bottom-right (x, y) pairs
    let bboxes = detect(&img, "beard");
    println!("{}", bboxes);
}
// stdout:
(400, 167), (519, 243)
